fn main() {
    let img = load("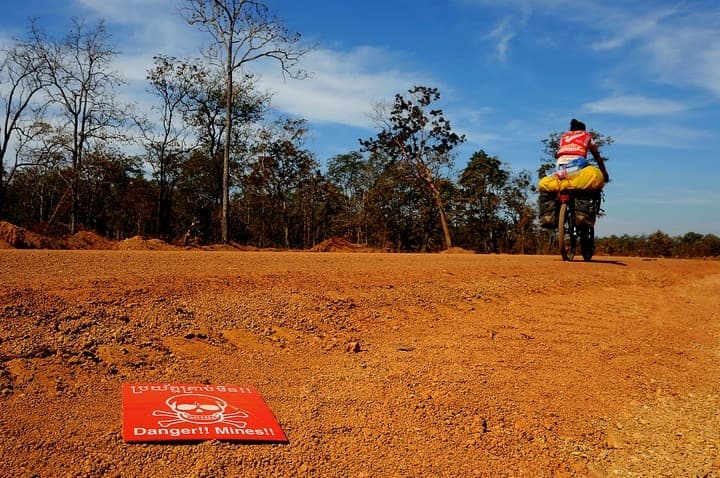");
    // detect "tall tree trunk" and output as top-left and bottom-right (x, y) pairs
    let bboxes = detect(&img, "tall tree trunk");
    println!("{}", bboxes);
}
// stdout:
(0, 175), (5, 219)
(423, 175), (452, 249)
(438, 204), (452, 249)
(222, 41), (233, 244)
(283, 200), (289, 249)
(70, 152), (79, 234)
